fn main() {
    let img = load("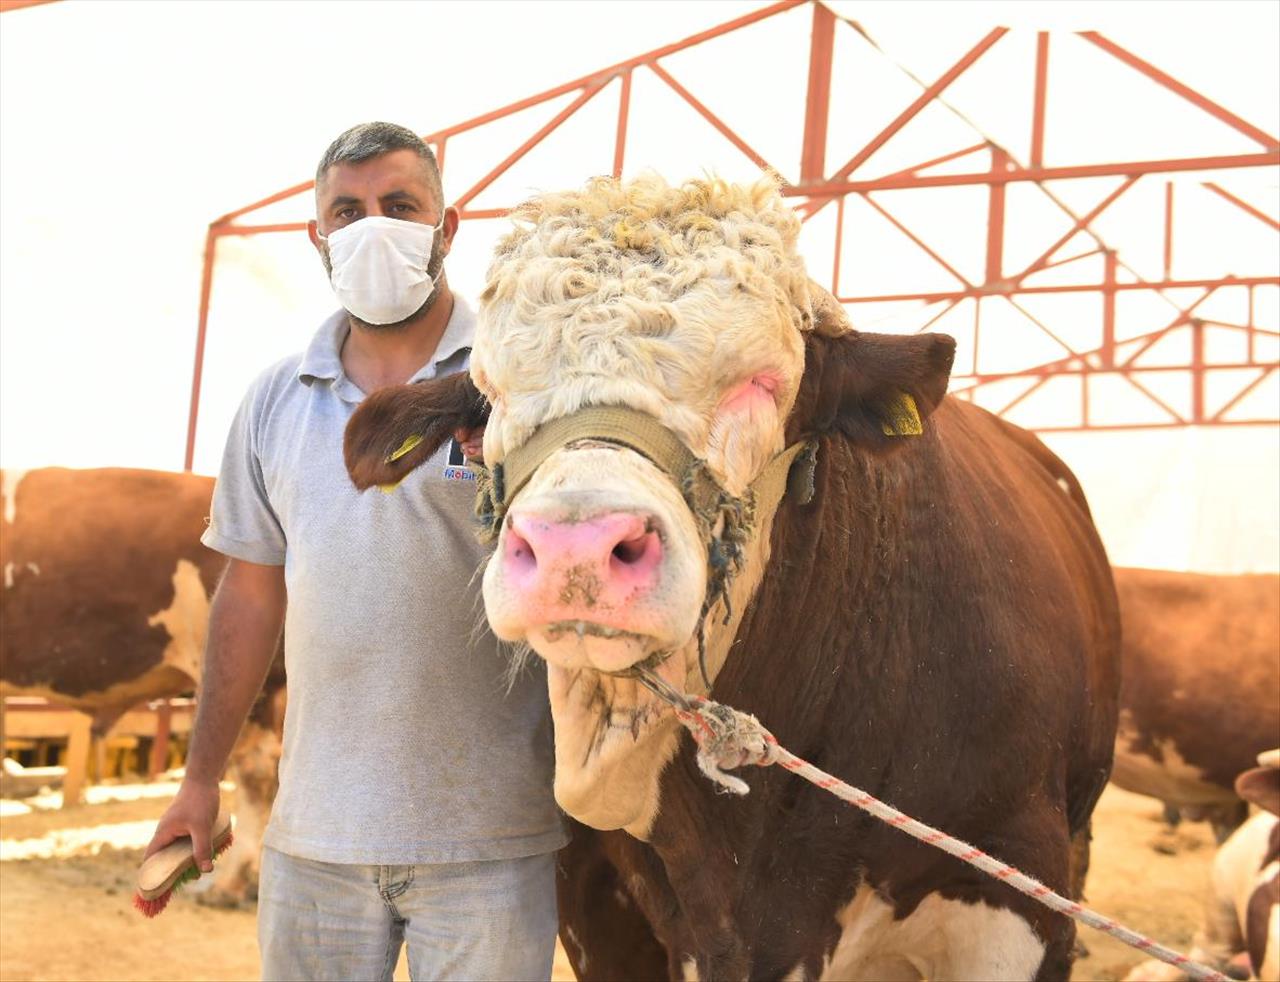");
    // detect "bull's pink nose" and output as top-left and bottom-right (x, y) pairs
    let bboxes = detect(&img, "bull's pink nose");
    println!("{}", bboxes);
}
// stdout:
(503, 511), (663, 612)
